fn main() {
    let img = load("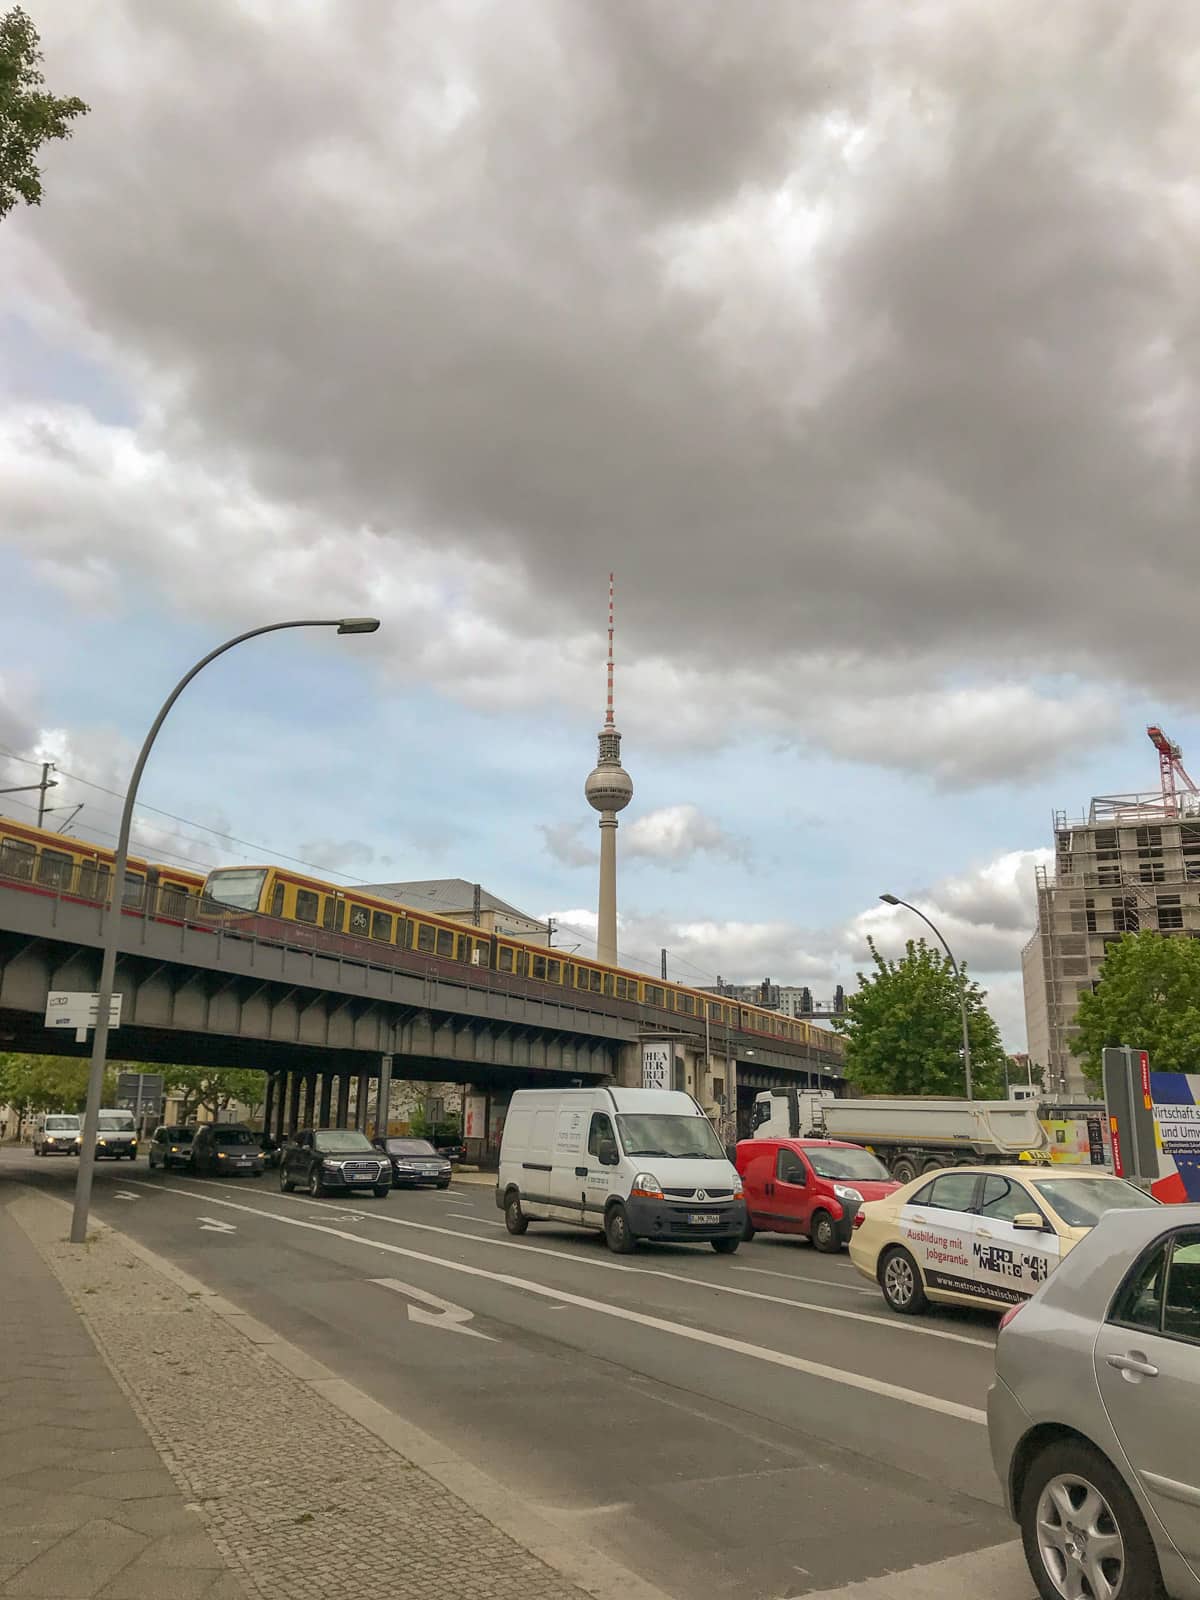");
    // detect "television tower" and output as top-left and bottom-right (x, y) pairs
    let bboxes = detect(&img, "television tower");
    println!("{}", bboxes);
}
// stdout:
(585, 574), (633, 967)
